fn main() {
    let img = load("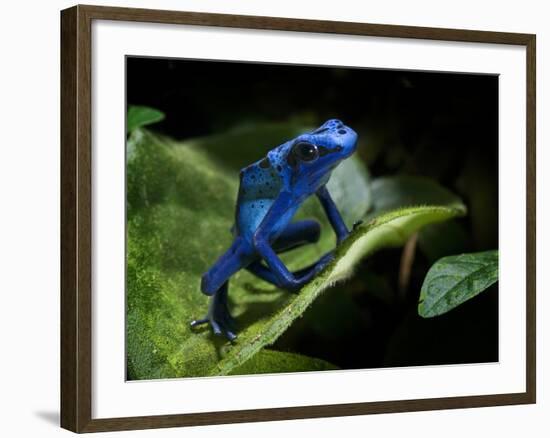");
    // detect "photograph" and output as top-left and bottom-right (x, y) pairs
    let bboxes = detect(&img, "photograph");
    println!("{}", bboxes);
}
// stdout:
(125, 56), (499, 381)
